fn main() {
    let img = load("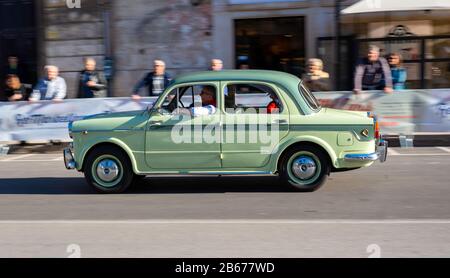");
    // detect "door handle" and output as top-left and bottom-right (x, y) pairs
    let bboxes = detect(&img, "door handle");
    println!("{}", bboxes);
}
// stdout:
(272, 119), (288, 124)
(149, 121), (162, 126)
